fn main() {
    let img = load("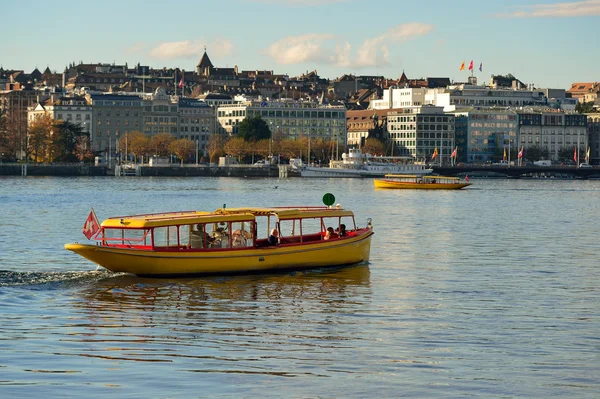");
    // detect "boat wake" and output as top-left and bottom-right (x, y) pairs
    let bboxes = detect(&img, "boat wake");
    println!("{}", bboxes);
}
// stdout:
(0, 269), (117, 288)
